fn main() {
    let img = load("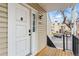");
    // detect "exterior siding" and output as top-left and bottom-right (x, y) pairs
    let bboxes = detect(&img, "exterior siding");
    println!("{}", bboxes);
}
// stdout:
(38, 12), (47, 51)
(0, 3), (46, 55)
(0, 3), (8, 56)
